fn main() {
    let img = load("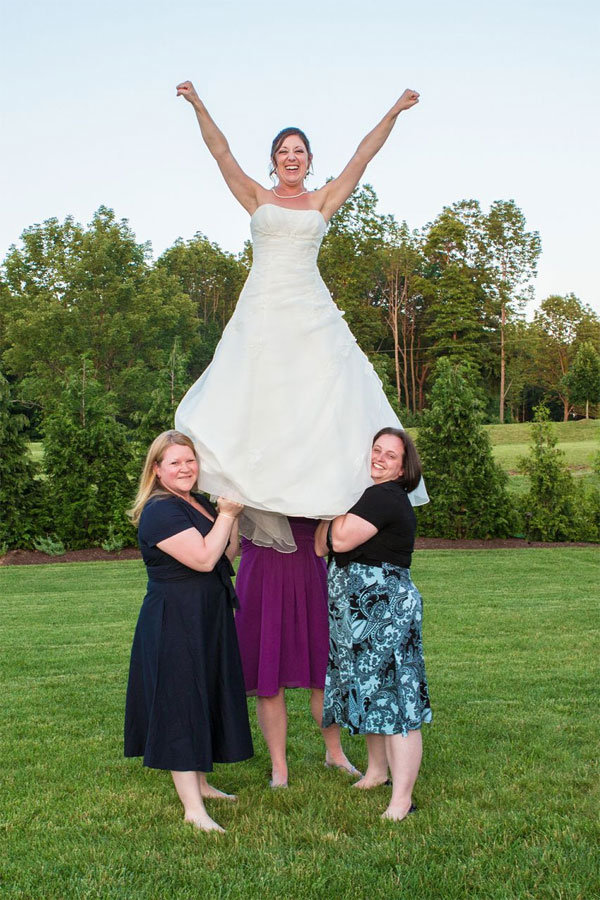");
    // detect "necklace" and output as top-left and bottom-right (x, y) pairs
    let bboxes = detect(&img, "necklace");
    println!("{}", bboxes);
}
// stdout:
(271, 187), (308, 199)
